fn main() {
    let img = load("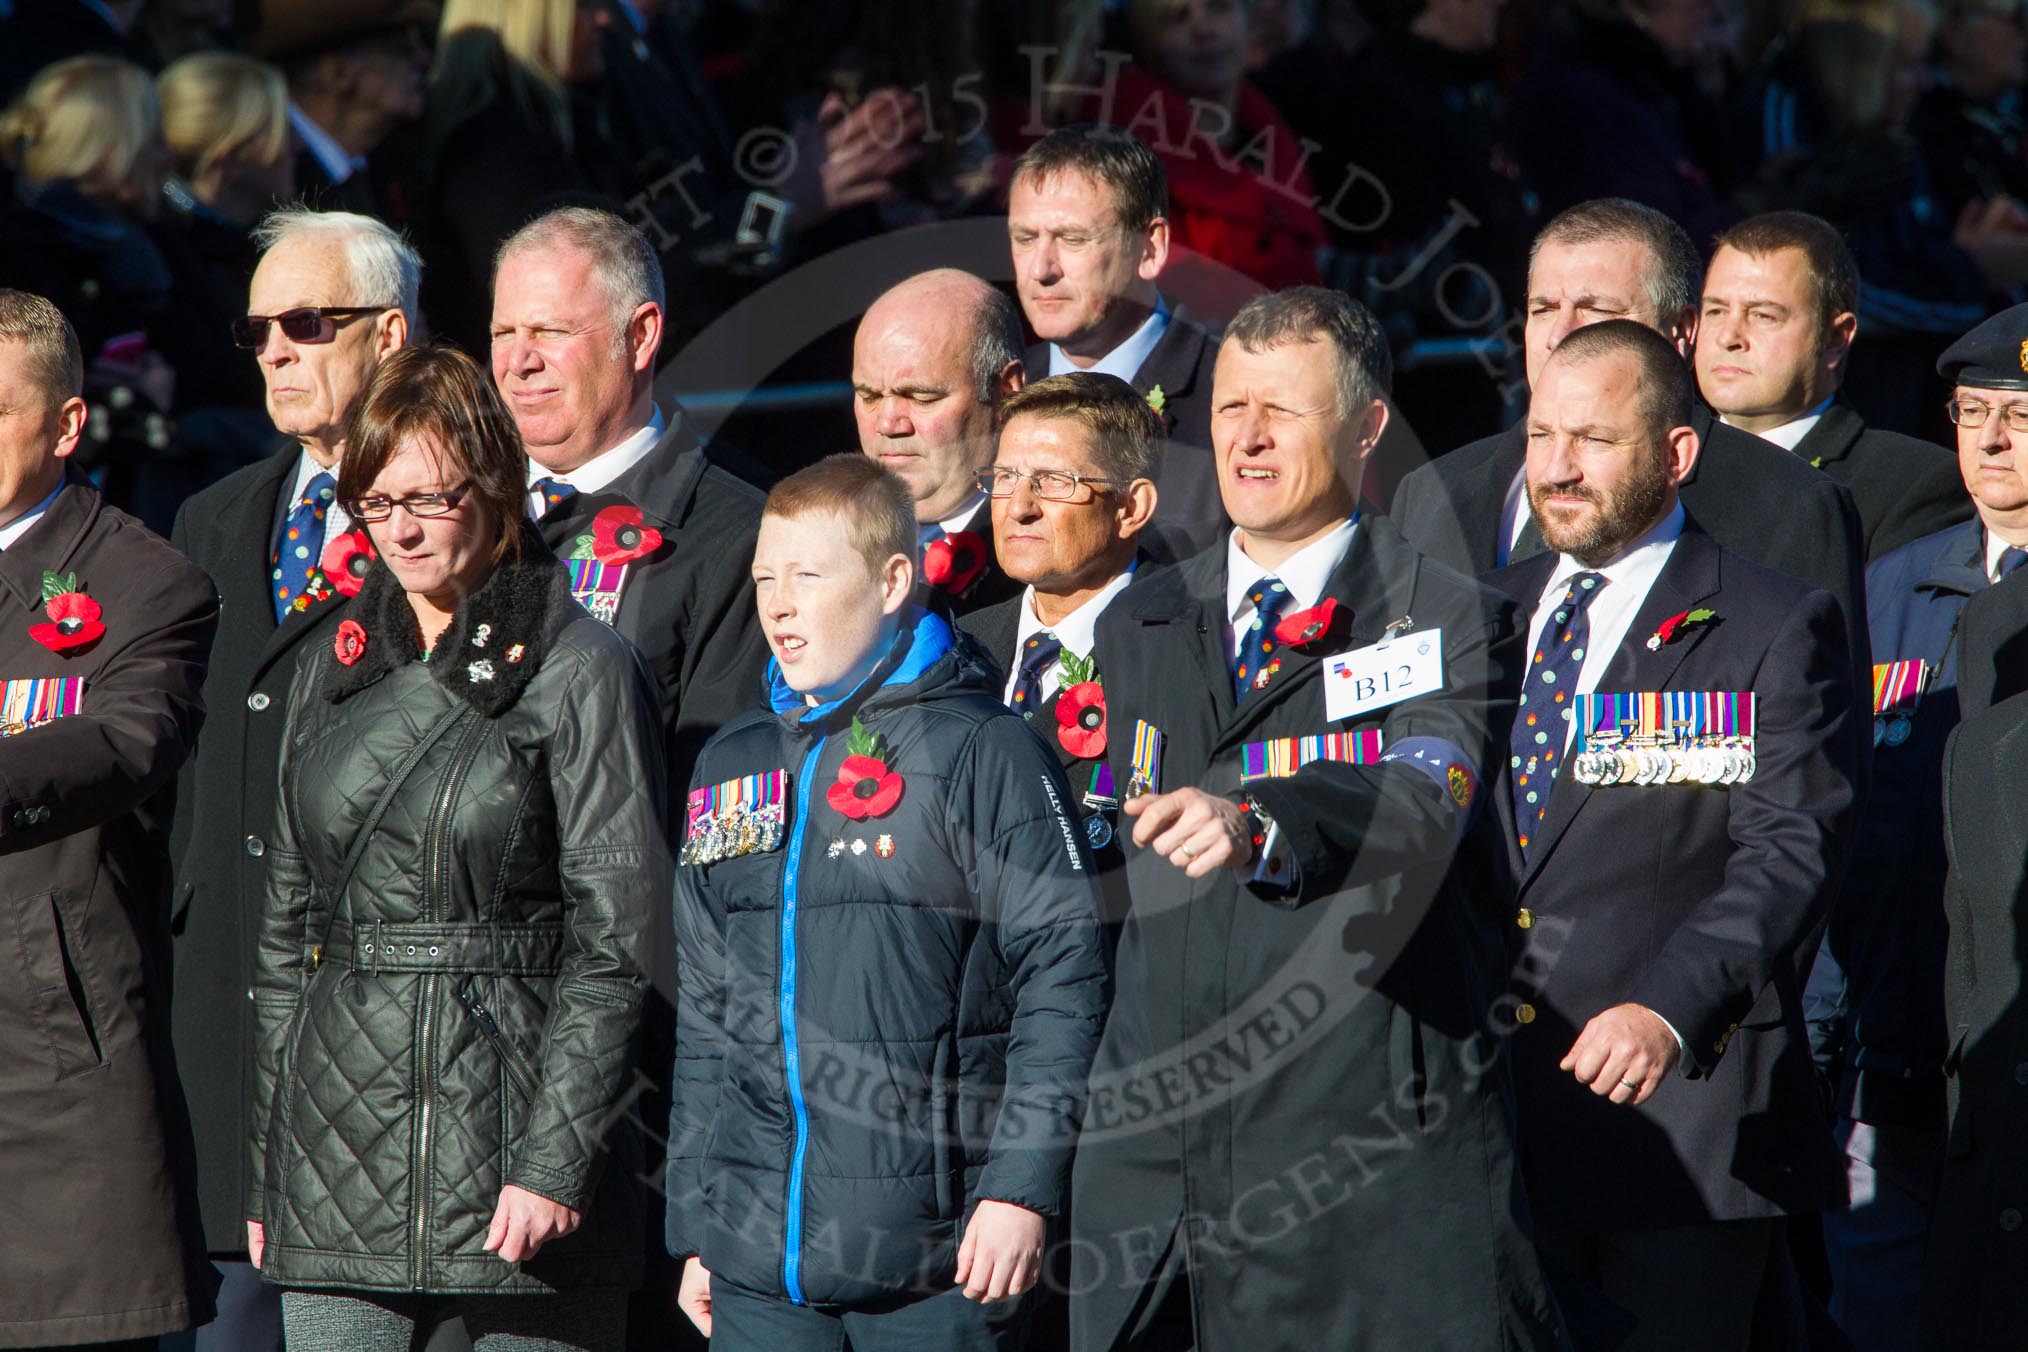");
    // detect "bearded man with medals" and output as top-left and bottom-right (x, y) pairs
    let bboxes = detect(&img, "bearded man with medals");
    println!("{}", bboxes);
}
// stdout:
(1069, 289), (1564, 1352)
(1485, 320), (1862, 1351)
